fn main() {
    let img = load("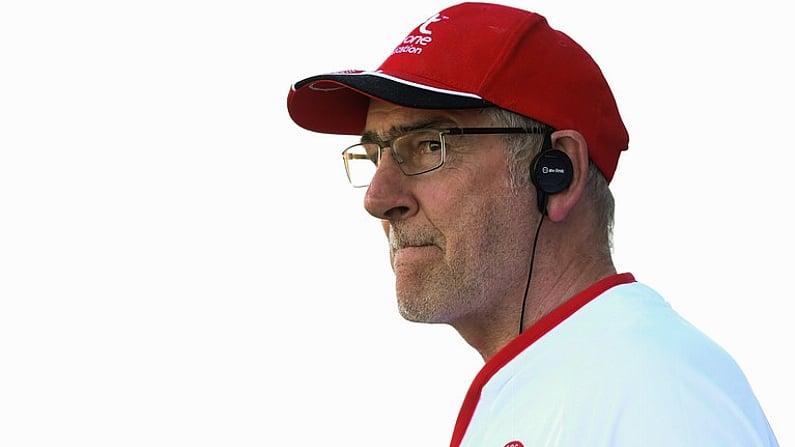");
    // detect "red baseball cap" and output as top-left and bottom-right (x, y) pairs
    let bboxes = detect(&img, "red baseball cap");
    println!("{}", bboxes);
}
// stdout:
(286, 2), (629, 182)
